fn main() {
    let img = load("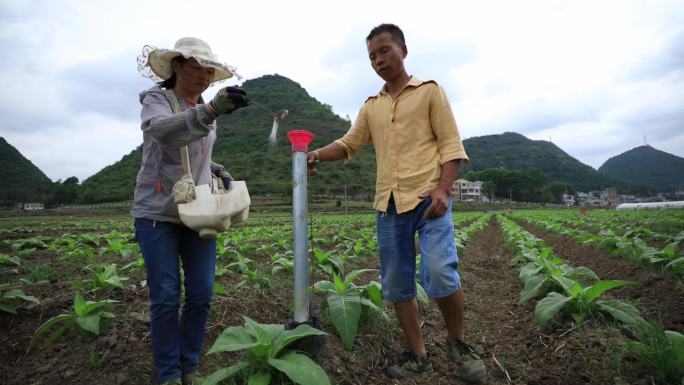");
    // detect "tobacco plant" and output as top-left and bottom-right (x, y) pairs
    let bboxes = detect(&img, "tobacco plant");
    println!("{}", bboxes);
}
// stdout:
(83, 263), (130, 291)
(270, 250), (294, 275)
(29, 293), (117, 349)
(0, 253), (21, 266)
(0, 283), (39, 314)
(98, 231), (139, 259)
(534, 276), (645, 328)
(312, 249), (344, 276)
(314, 269), (388, 349)
(518, 249), (599, 303)
(204, 316), (330, 385)
(621, 322), (684, 385)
